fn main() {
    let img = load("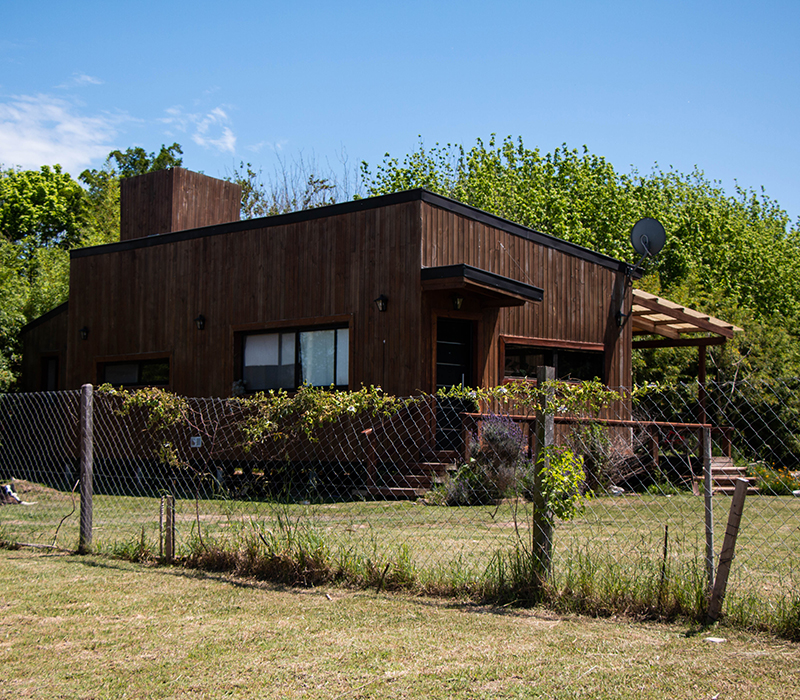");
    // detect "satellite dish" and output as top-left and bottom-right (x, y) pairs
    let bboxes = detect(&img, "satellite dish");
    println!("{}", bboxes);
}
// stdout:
(630, 217), (666, 258)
